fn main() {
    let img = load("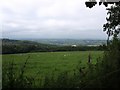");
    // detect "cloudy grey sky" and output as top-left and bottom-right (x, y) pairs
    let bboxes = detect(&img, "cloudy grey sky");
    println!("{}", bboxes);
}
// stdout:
(1, 0), (108, 40)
